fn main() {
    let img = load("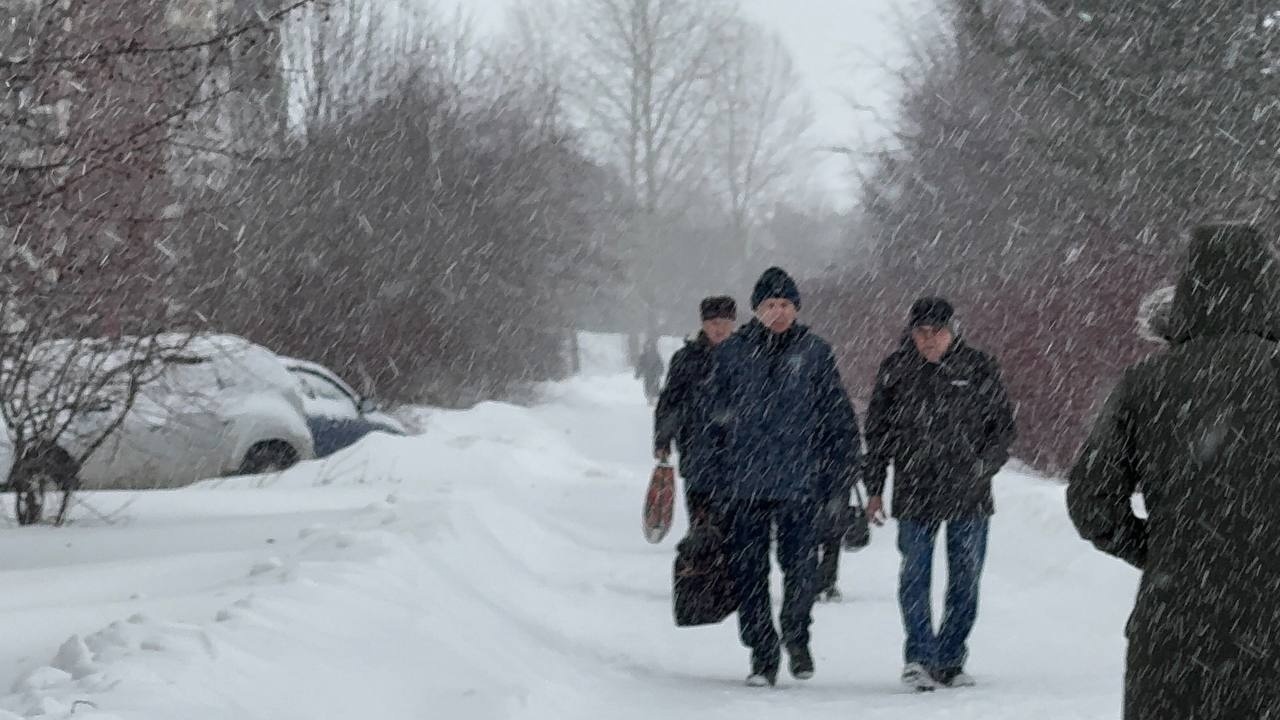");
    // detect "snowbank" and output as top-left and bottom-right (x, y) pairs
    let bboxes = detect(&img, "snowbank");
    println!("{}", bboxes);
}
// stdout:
(0, 357), (1138, 719)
